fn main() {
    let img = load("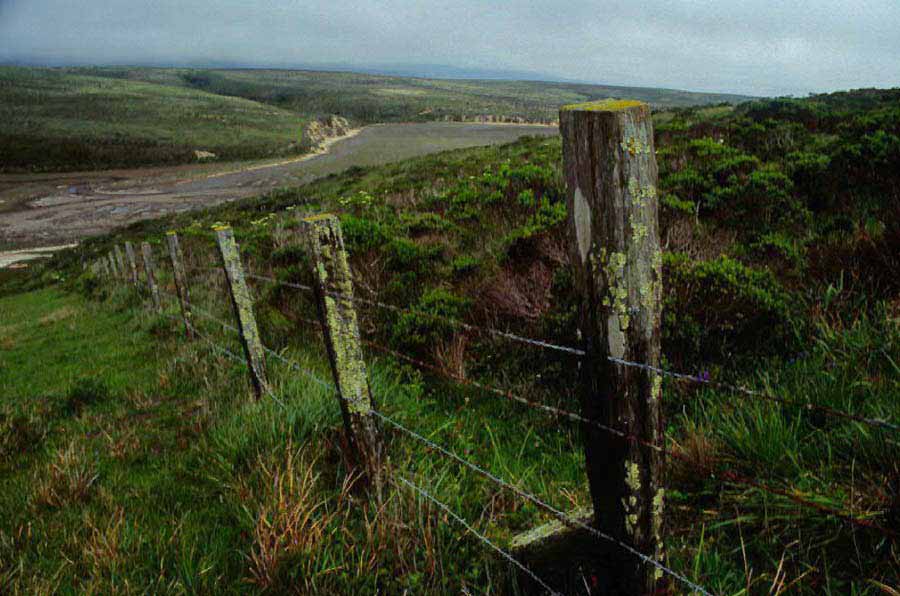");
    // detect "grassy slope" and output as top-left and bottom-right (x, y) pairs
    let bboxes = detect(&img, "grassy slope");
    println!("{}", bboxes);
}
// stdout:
(67, 66), (752, 123)
(0, 67), (306, 172)
(1, 65), (752, 172)
(4, 89), (899, 592)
